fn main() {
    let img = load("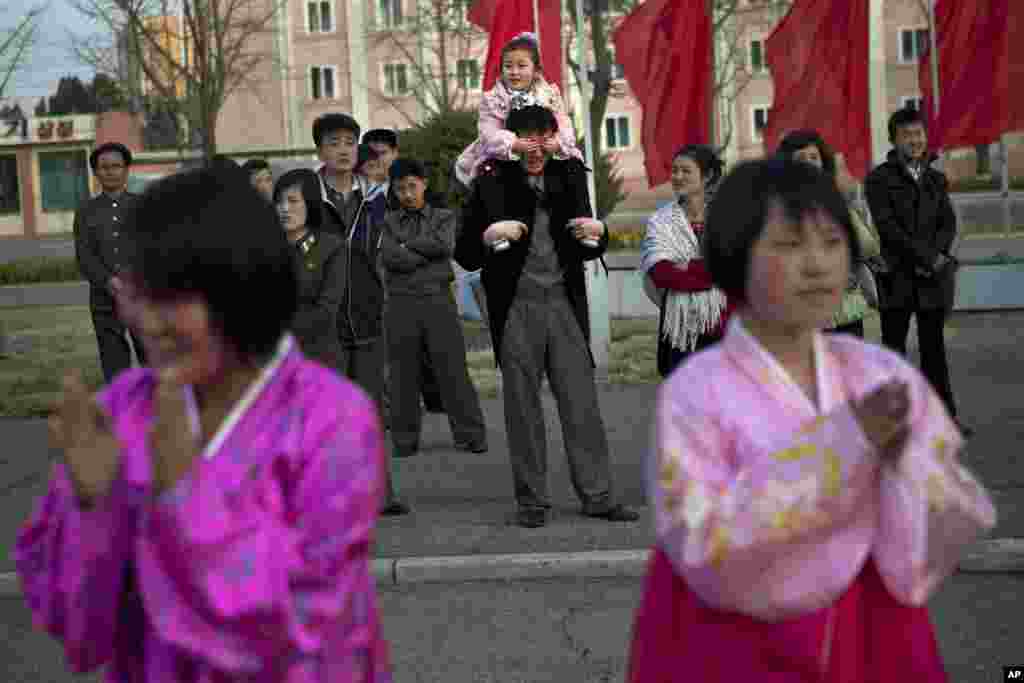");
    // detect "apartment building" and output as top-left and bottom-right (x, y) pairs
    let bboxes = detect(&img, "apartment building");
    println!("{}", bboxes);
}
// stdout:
(162, 0), (1015, 198)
